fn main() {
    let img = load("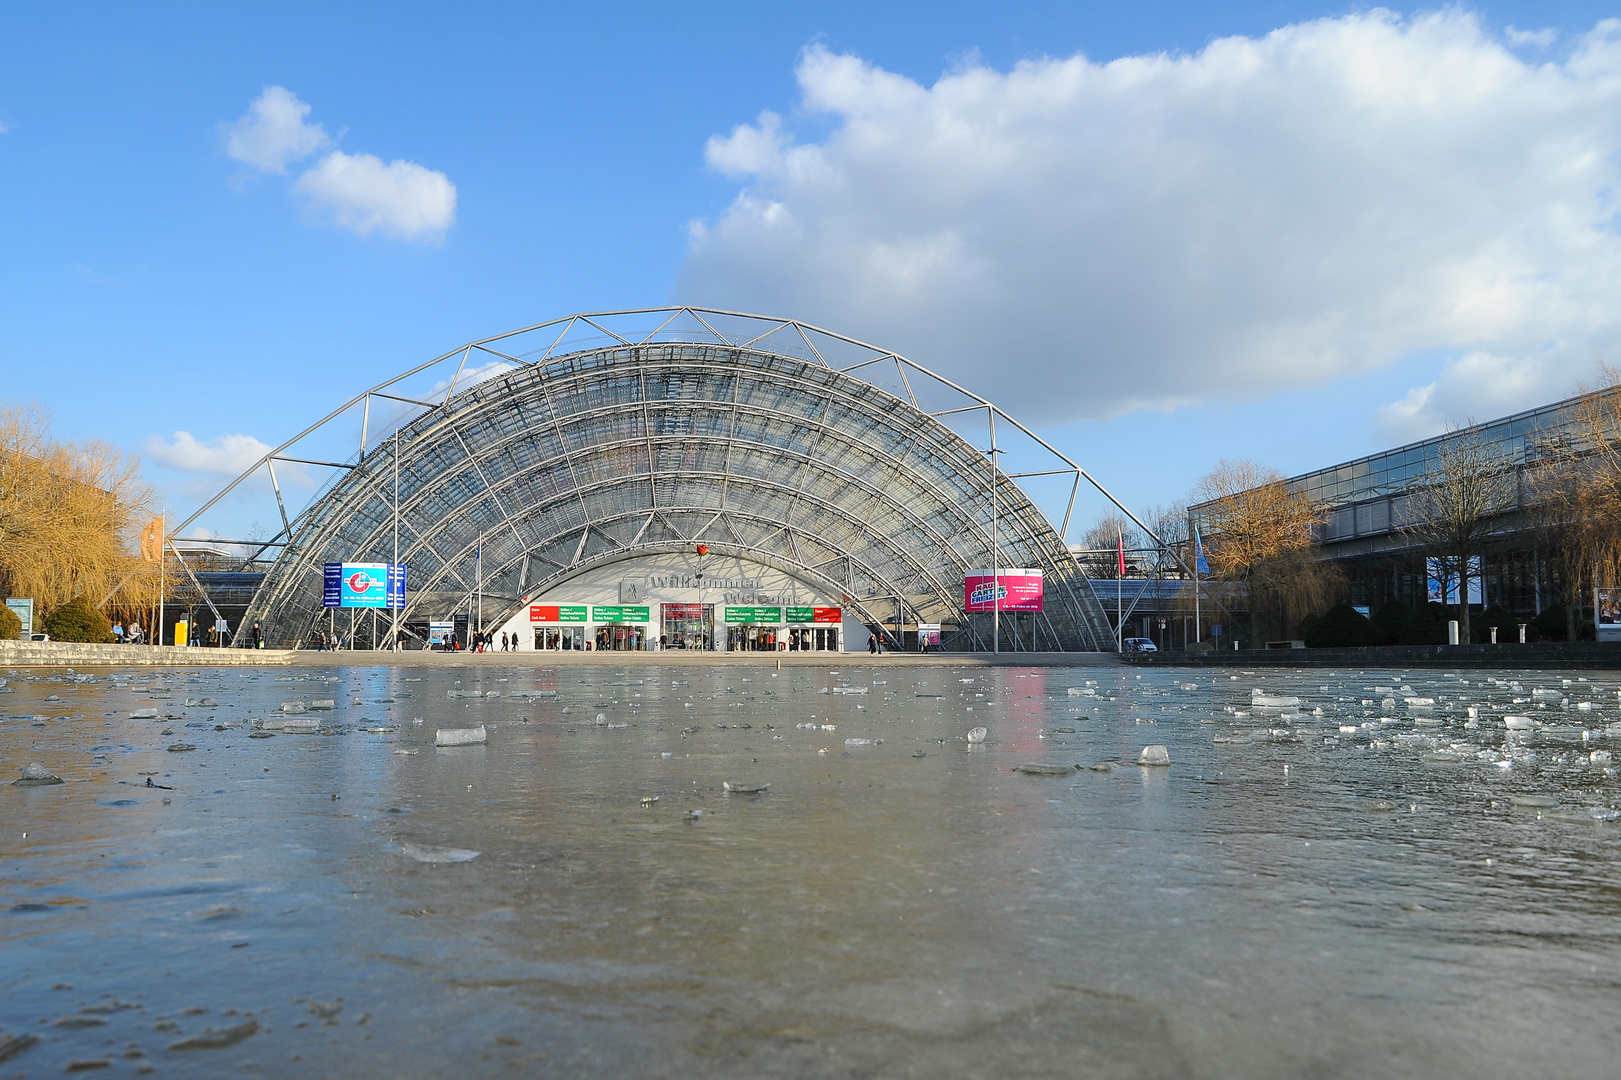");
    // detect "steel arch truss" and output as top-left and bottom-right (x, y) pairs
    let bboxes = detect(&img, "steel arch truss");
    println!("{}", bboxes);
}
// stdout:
(186, 310), (1138, 650)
